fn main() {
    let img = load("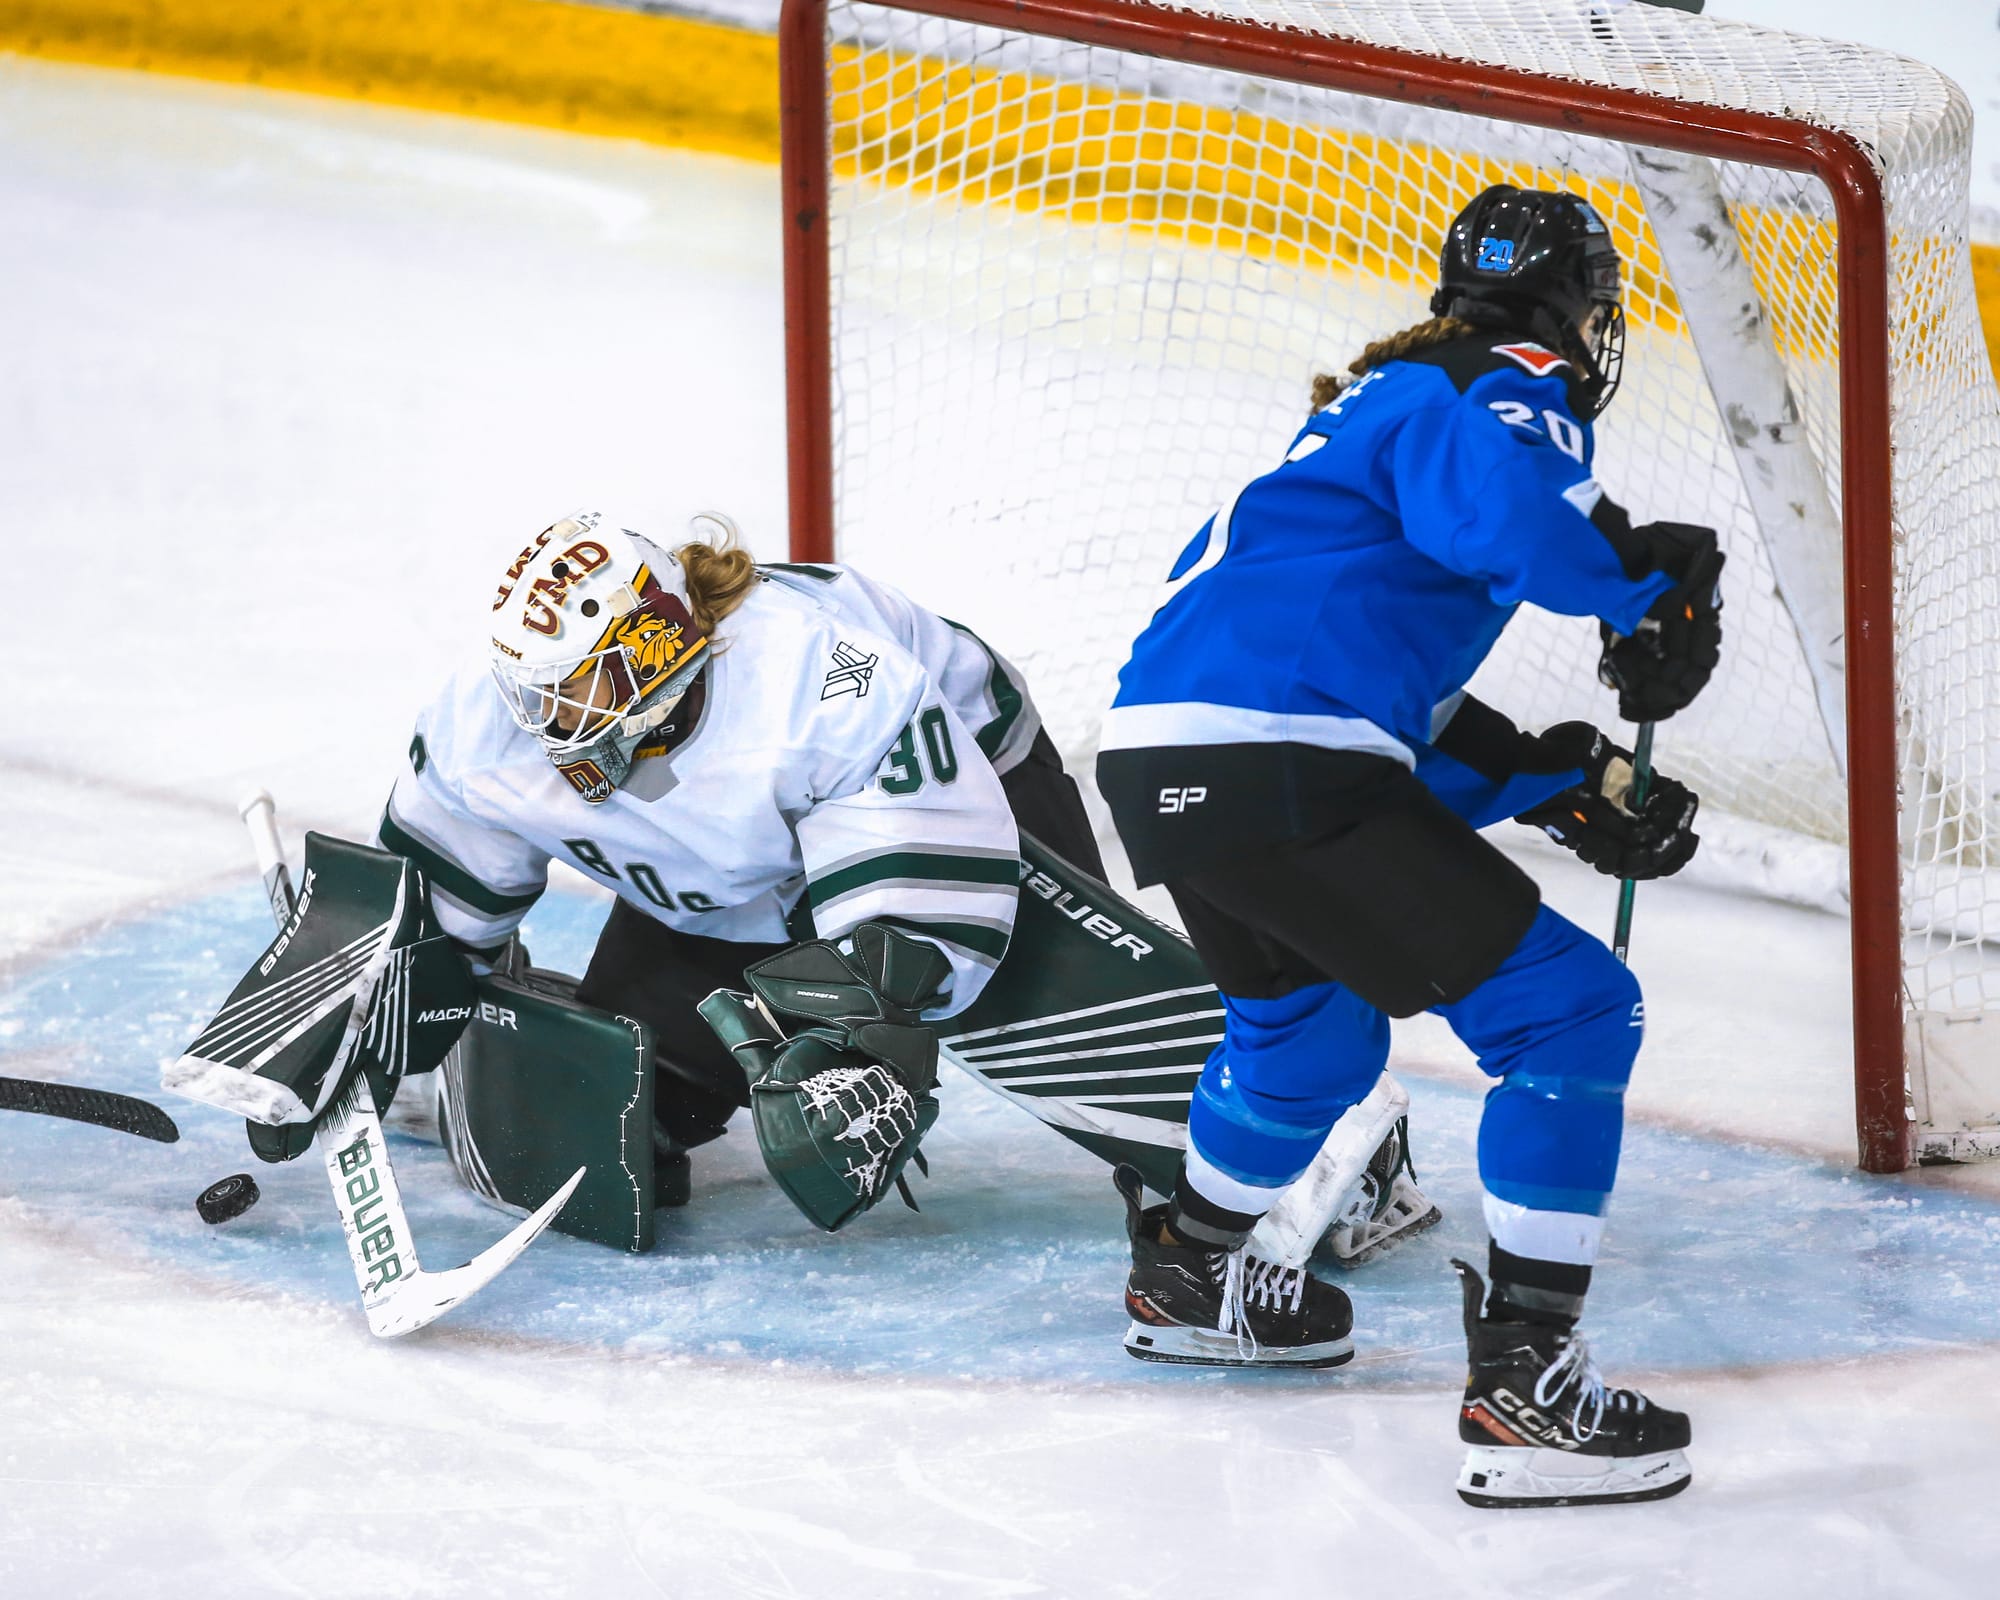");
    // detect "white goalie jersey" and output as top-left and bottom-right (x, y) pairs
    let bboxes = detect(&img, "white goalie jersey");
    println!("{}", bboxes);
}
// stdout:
(380, 566), (1027, 1018)
(756, 562), (1042, 776)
